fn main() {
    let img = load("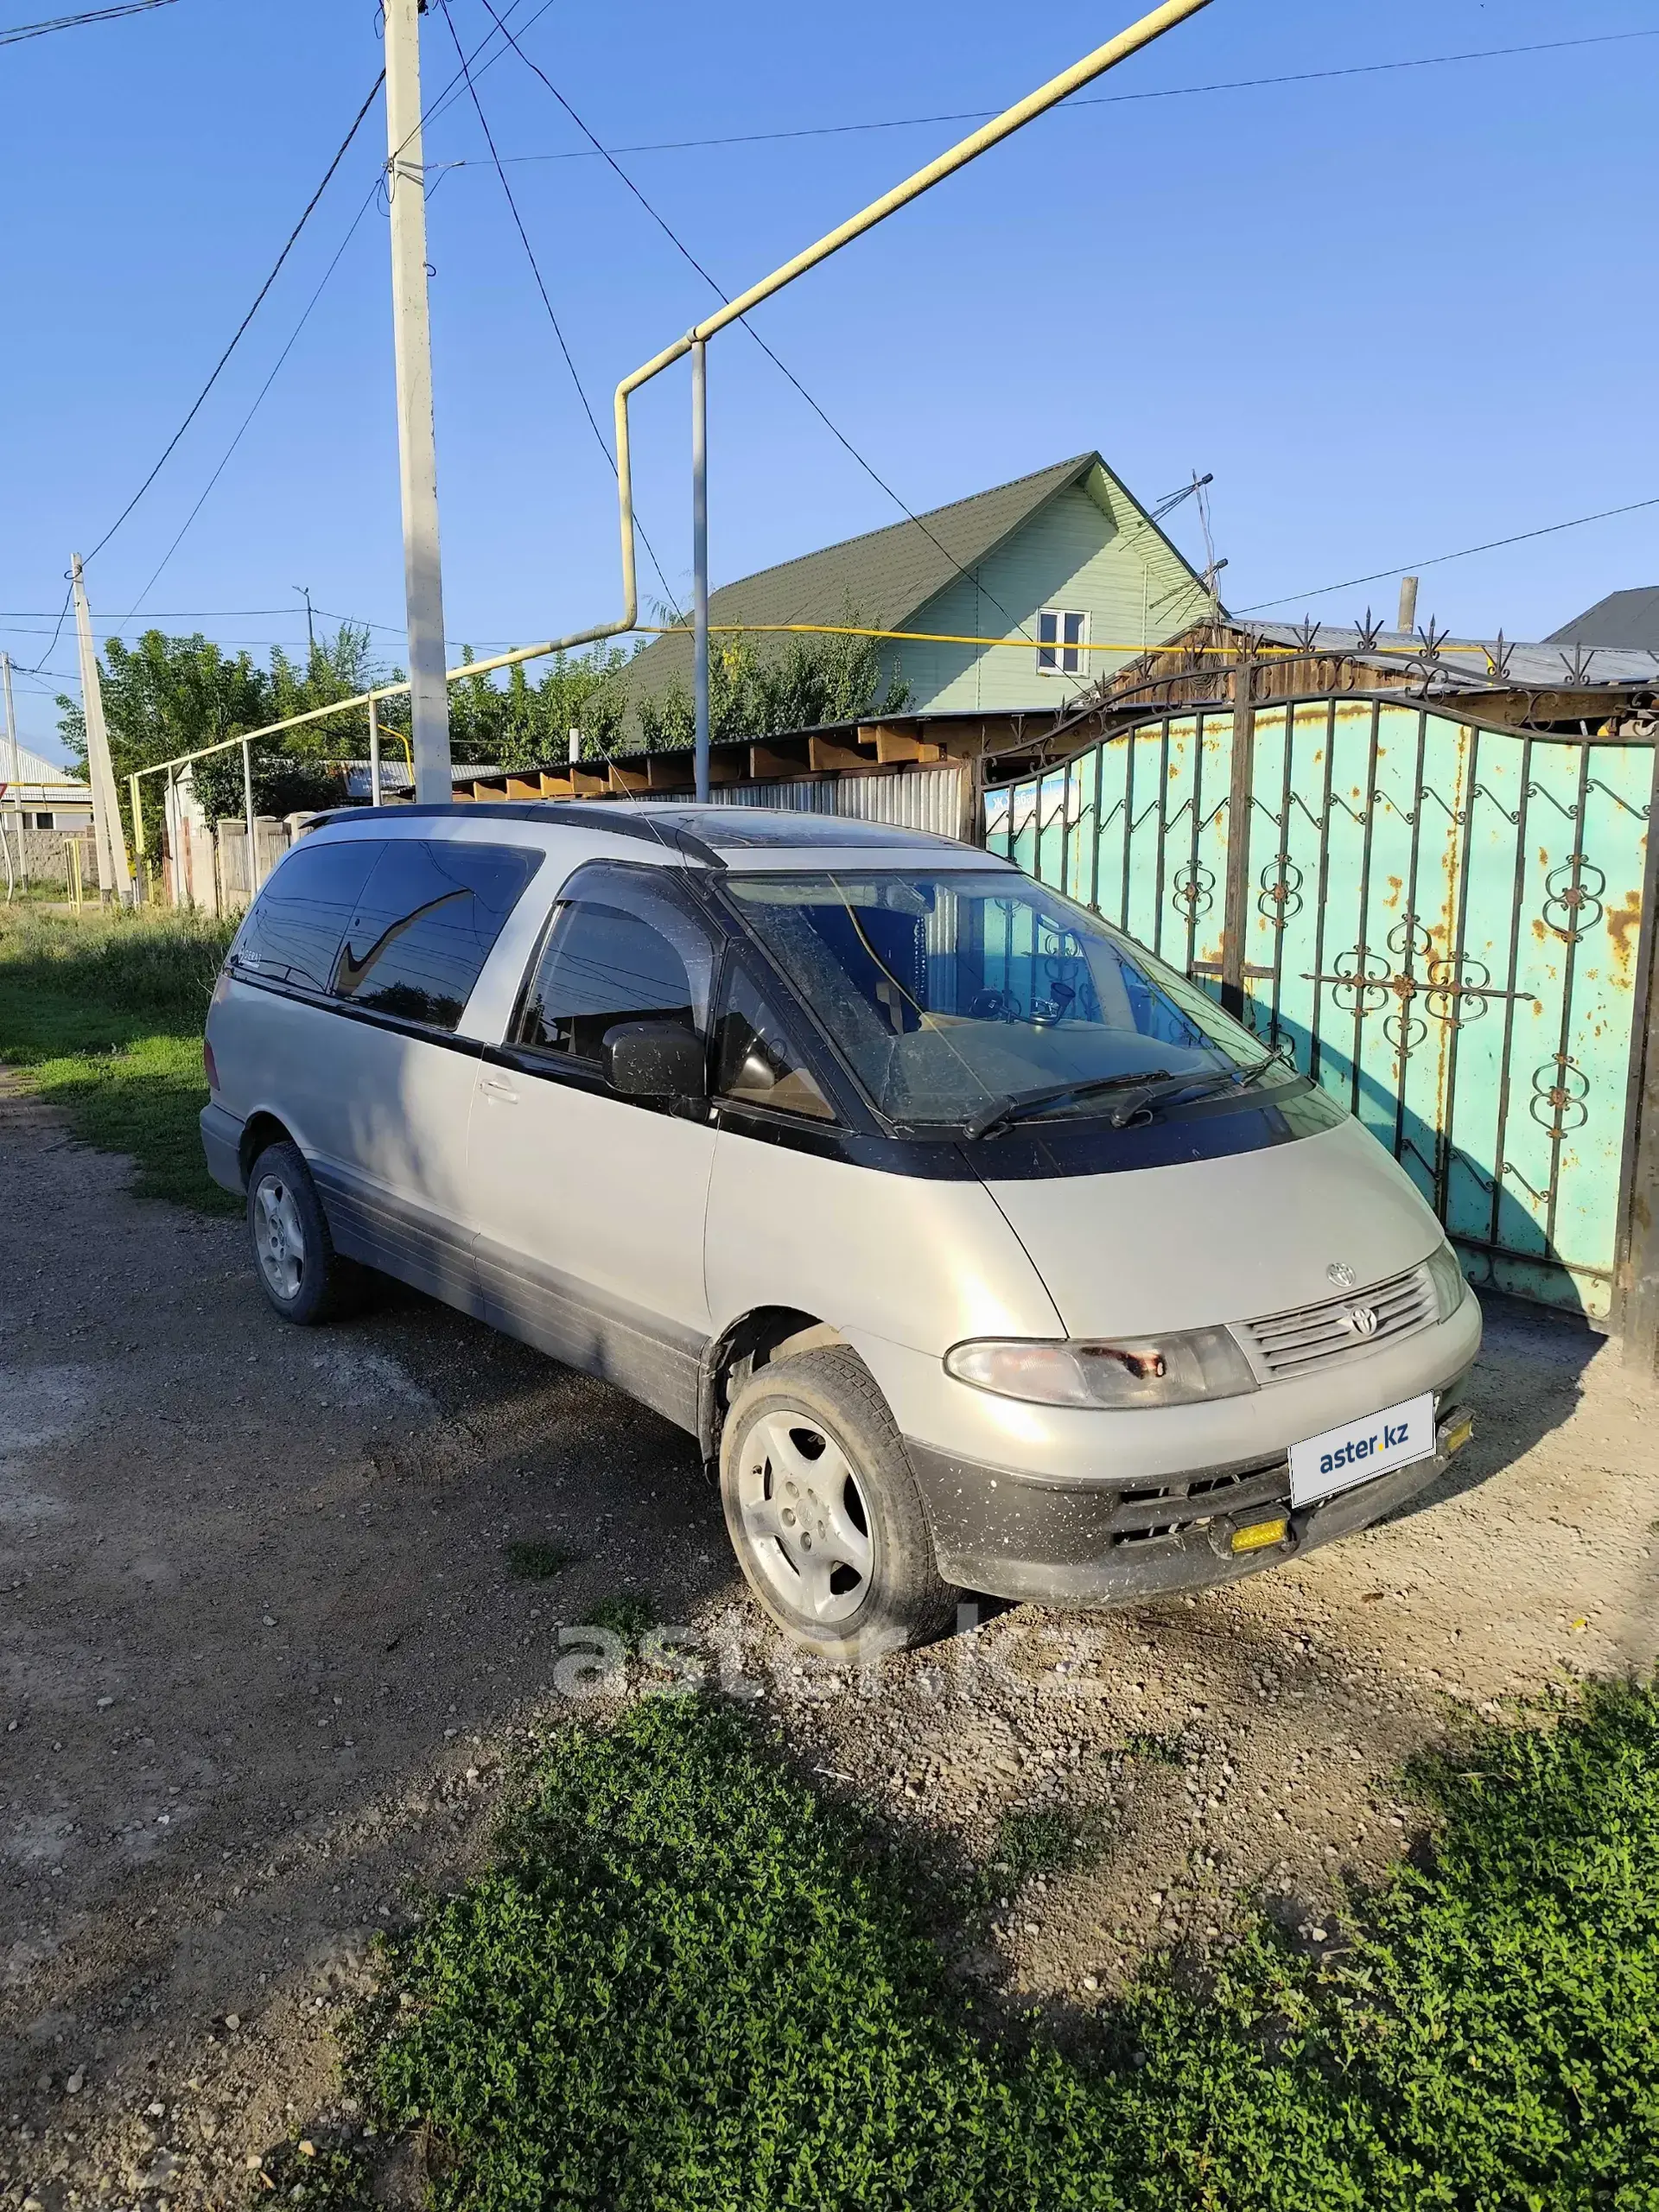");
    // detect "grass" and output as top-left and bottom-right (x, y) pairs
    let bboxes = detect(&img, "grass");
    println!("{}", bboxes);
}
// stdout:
(583, 1591), (658, 1646)
(340, 1680), (1659, 2212)
(503, 1542), (581, 1584)
(0, 902), (237, 1211)
(251, 2137), (377, 2210)
(1122, 1730), (1185, 1765)
(991, 1806), (1089, 1883)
